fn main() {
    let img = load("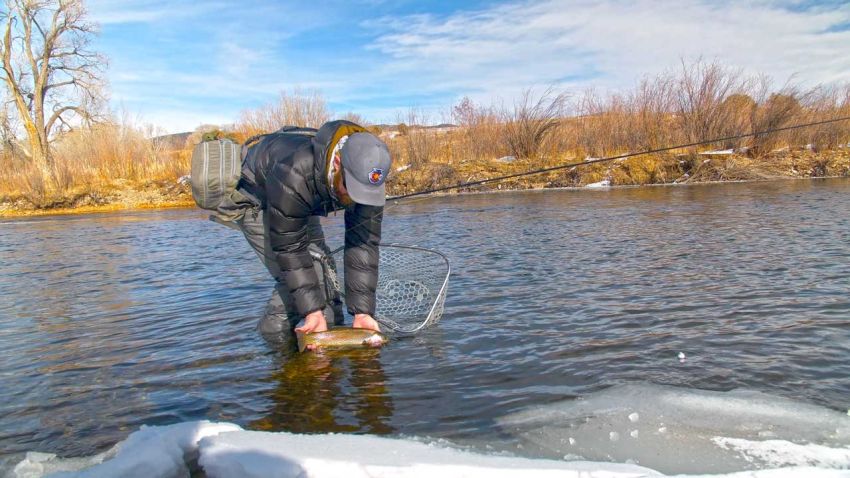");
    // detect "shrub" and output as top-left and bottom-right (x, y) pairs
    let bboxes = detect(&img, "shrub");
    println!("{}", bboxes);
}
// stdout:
(237, 88), (331, 136)
(501, 87), (567, 160)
